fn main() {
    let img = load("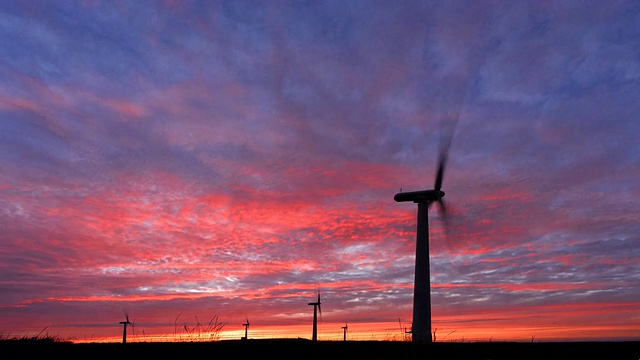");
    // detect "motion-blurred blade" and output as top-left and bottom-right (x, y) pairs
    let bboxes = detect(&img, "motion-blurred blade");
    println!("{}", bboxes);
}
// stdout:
(437, 198), (450, 236)
(434, 140), (450, 191)
(434, 154), (446, 191)
(434, 117), (457, 191)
